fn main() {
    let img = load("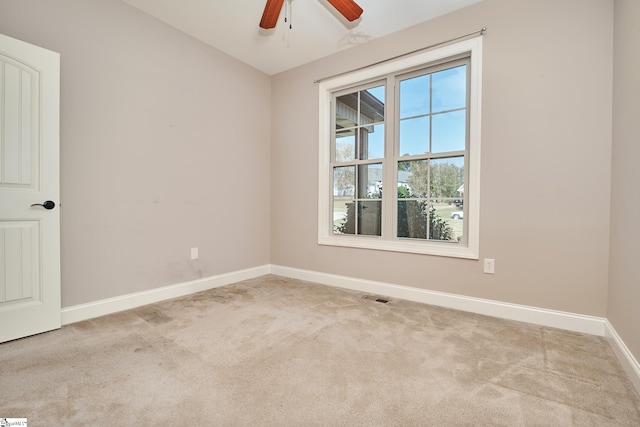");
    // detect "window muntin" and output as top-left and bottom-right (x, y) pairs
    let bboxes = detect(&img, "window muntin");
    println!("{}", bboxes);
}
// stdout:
(332, 83), (385, 237)
(396, 60), (468, 244)
(318, 37), (482, 259)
